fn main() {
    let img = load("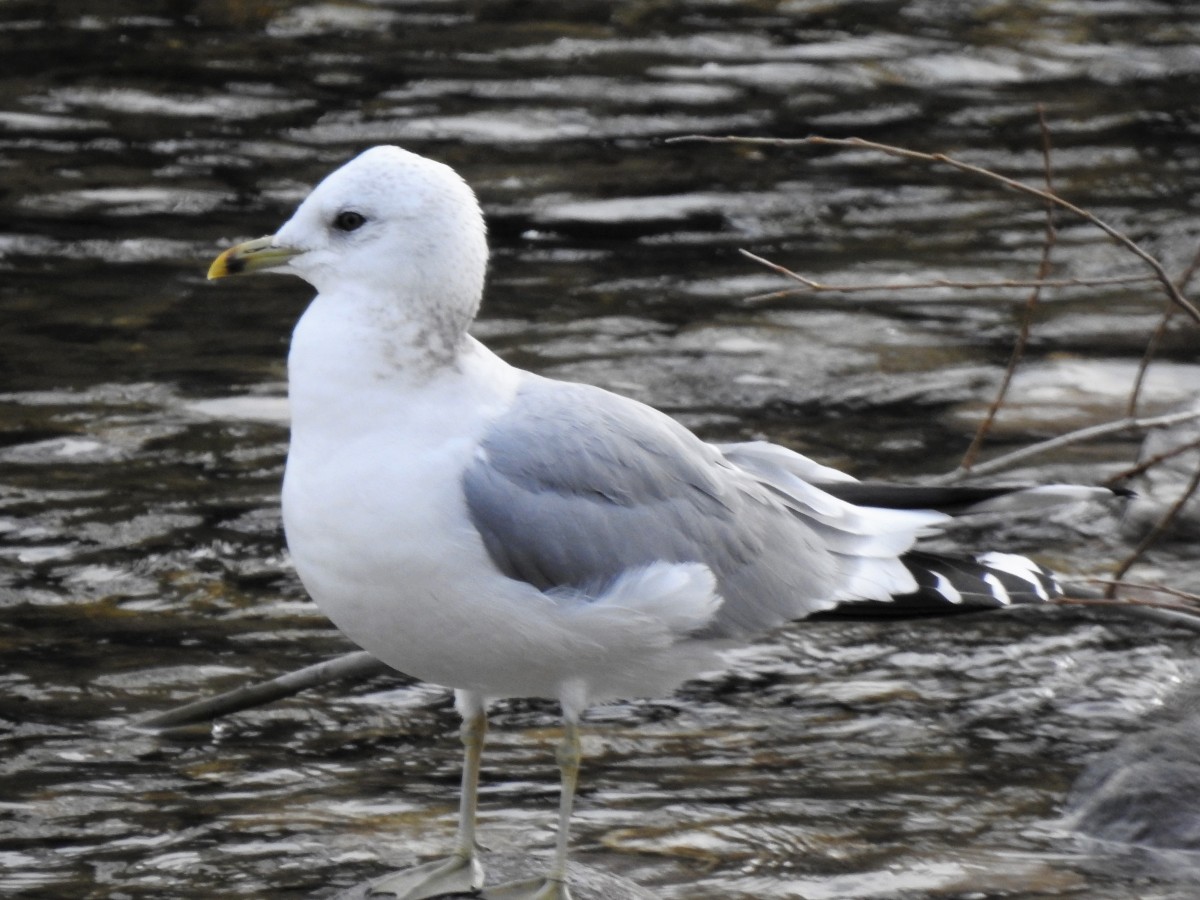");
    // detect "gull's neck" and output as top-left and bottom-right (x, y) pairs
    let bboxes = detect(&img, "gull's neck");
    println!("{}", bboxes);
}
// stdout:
(284, 282), (519, 448)
(291, 284), (472, 385)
